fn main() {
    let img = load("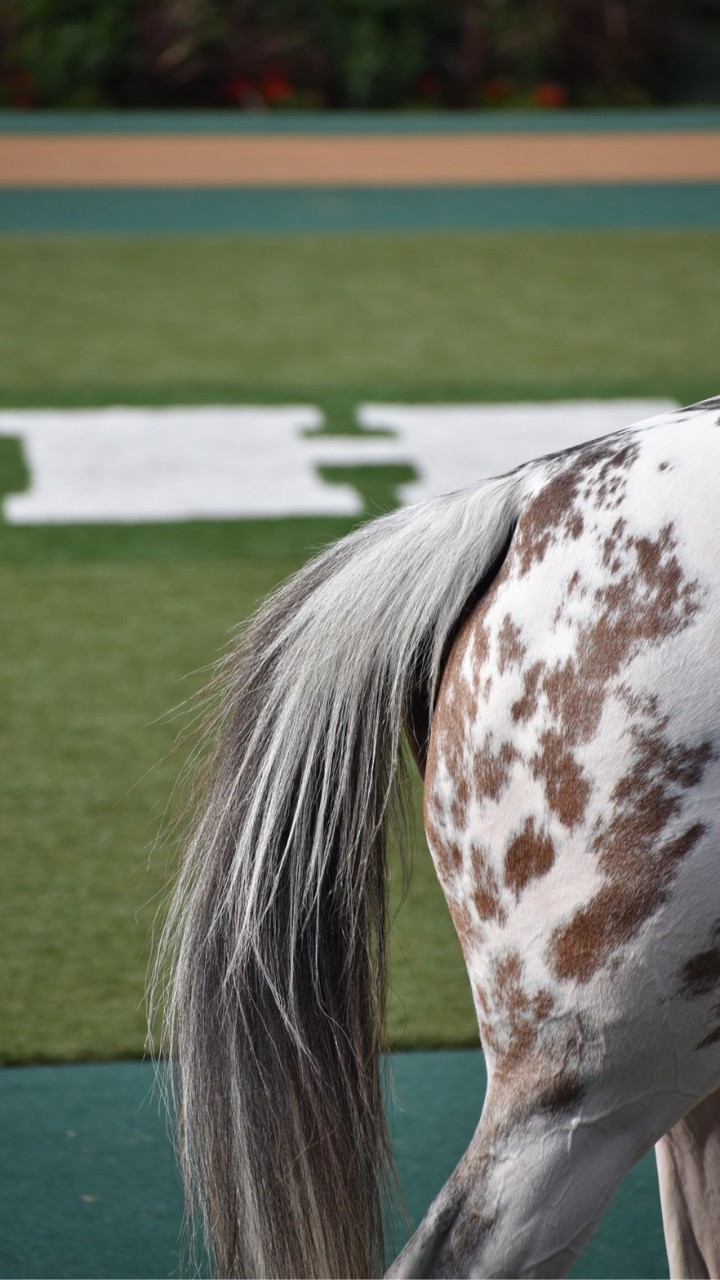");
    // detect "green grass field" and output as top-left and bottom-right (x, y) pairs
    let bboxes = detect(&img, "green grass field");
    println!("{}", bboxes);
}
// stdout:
(1, 226), (719, 1063)
(2, 230), (719, 398)
(0, 558), (475, 1060)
